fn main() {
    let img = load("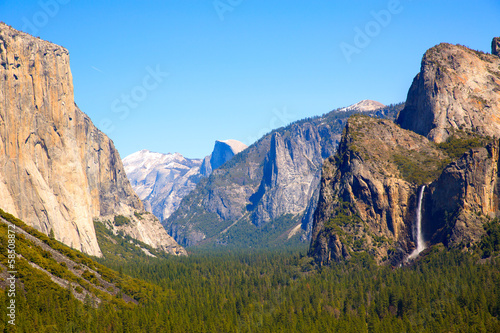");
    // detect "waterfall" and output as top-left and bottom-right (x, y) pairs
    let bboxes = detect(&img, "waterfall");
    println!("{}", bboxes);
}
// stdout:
(408, 185), (426, 260)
